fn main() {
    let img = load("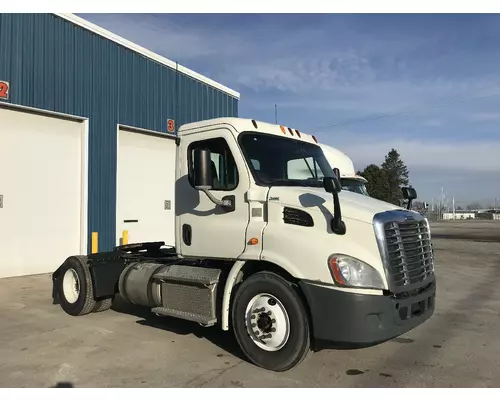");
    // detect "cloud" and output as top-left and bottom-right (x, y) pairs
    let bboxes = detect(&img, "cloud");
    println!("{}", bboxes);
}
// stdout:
(421, 119), (442, 127)
(78, 13), (425, 94)
(326, 136), (500, 202)
(335, 138), (500, 172)
(78, 13), (500, 202)
(467, 112), (500, 122)
(80, 14), (500, 105)
(78, 14), (239, 60)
